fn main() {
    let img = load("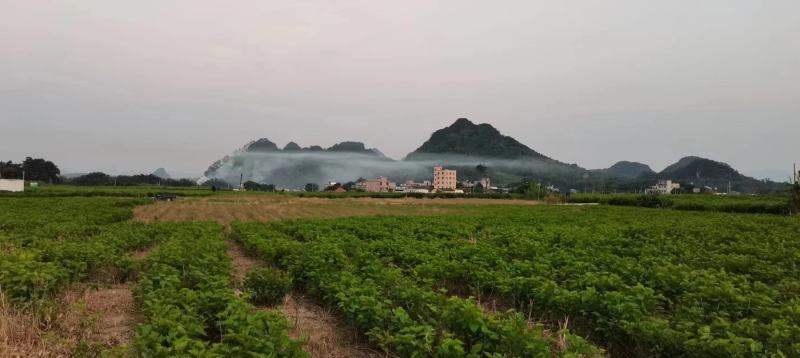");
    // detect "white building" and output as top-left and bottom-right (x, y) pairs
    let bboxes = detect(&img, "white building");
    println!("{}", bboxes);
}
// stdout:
(647, 180), (680, 195)
(0, 179), (24, 192)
